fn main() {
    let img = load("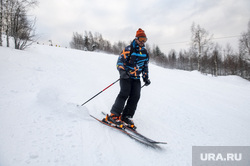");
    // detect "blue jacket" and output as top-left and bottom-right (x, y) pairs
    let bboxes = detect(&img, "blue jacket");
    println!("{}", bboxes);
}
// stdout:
(117, 40), (149, 80)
